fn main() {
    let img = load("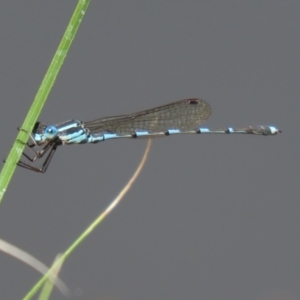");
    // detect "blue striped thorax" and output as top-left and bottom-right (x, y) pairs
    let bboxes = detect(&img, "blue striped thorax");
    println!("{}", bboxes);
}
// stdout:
(33, 120), (84, 144)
